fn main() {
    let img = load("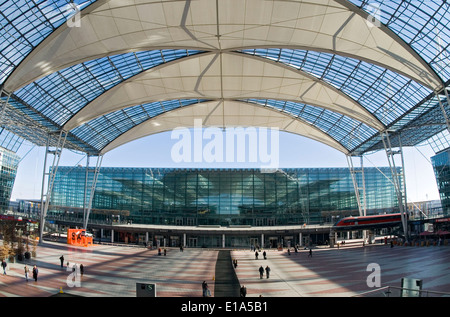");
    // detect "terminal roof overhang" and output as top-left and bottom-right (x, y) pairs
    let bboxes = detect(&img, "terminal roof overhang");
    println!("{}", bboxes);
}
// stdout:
(0, 0), (449, 157)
